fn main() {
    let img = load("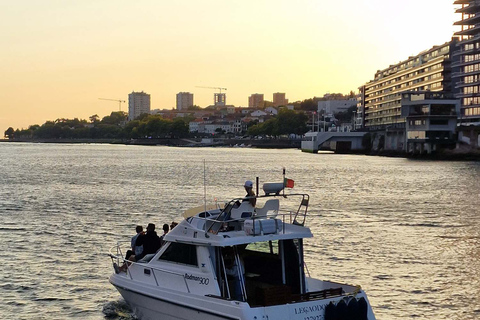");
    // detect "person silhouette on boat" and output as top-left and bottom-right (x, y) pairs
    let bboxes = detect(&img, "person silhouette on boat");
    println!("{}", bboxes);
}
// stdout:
(160, 223), (169, 246)
(125, 225), (144, 260)
(243, 180), (256, 207)
(133, 223), (161, 261)
(223, 246), (245, 301)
